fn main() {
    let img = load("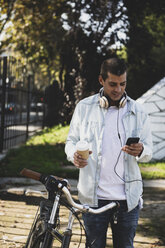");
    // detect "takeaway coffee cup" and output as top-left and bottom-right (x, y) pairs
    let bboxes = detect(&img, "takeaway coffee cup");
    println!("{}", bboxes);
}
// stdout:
(76, 141), (89, 160)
